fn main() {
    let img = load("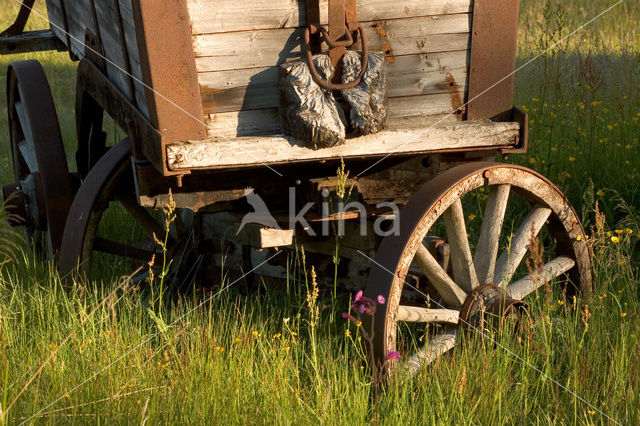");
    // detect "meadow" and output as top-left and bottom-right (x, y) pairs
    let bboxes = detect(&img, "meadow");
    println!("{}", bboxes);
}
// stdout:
(0, 0), (639, 423)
